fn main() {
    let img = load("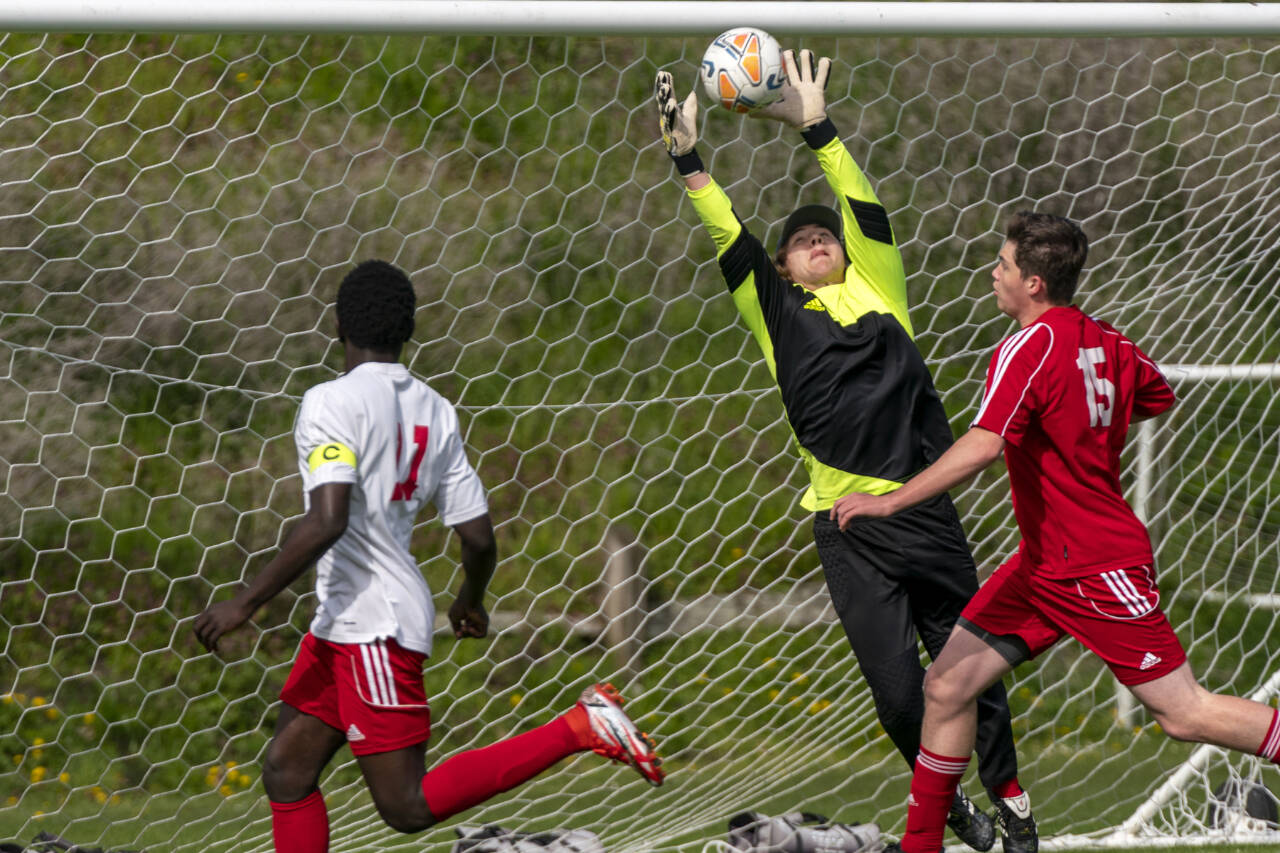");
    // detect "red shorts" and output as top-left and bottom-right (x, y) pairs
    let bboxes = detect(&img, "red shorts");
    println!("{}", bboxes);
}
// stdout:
(962, 553), (1187, 686)
(280, 633), (431, 755)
